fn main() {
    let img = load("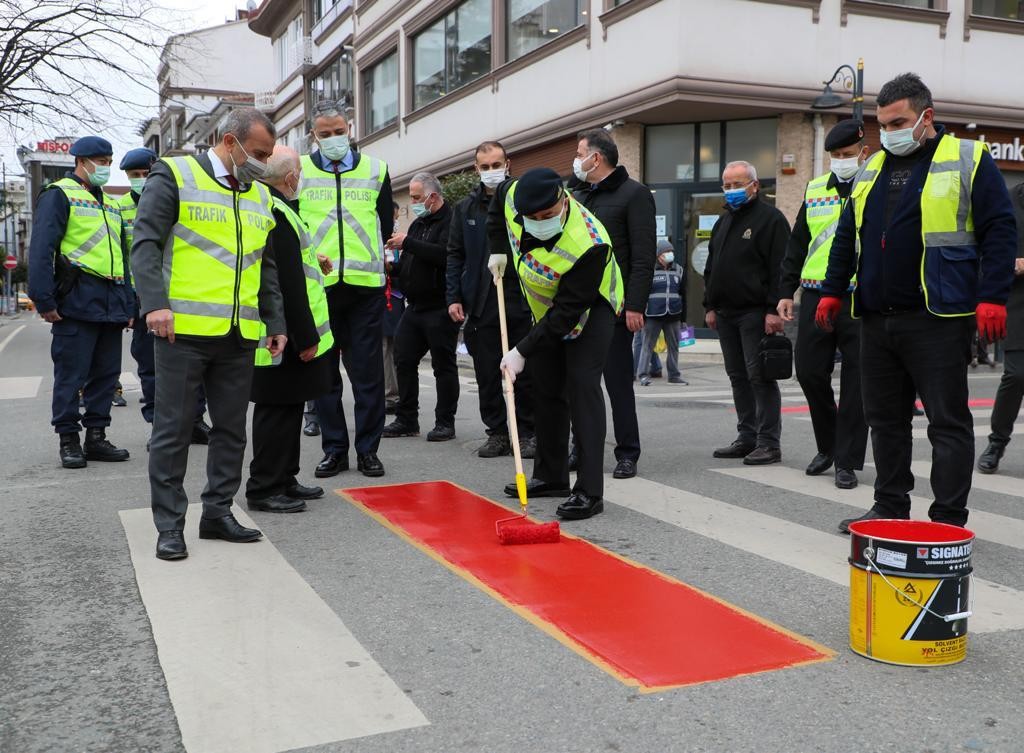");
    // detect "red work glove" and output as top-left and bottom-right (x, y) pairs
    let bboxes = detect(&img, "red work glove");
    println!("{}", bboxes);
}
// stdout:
(815, 296), (842, 332)
(976, 302), (1007, 341)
